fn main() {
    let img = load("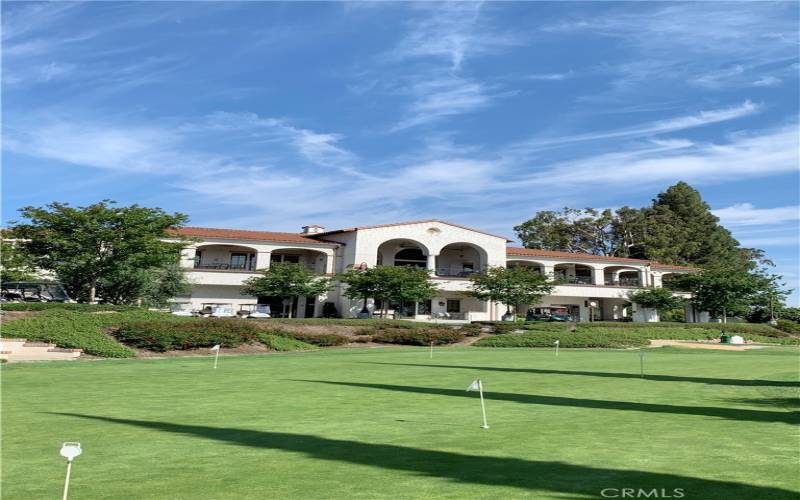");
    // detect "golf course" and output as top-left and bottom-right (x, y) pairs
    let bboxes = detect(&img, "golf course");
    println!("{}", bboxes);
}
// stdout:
(3, 347), (798, 499)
